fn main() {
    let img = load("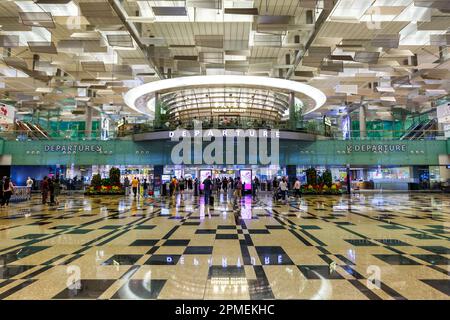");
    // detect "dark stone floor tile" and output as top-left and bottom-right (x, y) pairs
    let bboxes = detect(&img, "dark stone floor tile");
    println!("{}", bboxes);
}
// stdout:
(144, 255), (181, 265)
(66, 229), (93, 234)
(298, 265), (345, 280)
(418, 246), (450, 255)
(53, 280), (115, 299)
(162, 239), (190, 246)
(411, 254), (449, 265)
(14, 234), (47, 240)
(420, 279), (450, 296)
(195, 229), (216, 234)
(134, 225), (156, 230)
(102, 254), (143, 266)
(215, 234), (238, 240)
(345, 239), (378, 246)
(111, 279), (166, 299)
(374, 239), (411, 246)
(208, 266), (245, 279)
(217, 225), (237, 229)
(373, 254), (421, 265)
(255, 246), (293, 265)
(406, 233), (440, 240)
(248, 229), (270, 234)
(130, 239), (159, 246)
(184, 246), (213, 255)
(0, 265), (35, 279)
